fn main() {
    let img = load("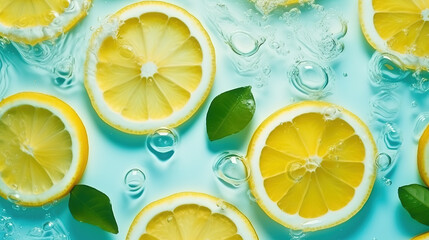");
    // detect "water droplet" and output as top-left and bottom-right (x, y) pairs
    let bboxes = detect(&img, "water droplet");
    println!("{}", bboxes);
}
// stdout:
(147, 128), (178, 157)
(323, 106), (341, 120)
(414, 113), (429, 141)
(412, 69), (429, 92)
(216, 200), (227, 210)
(376, 153), (392, 172)
(368, 52), (409, 86)
(213, 153), (250, 187)
(343, 72), (348, 77)
(287, 162), (305, 182)
(247, 190), (257, 202)
(383, 123), (402, 150)
(52, 56), (75, 88)
(319, 11), (347, 39)
(43, 221), (55, 231)
(167, 215), (173, 223)
(289, 60), (330, 98)
(289, 229), (305, 239)
(382, 177), (392, 186)
(124, 168), (146, 197)
(227, 31), (265, 57)
(370, 90), (400, 122)
(4, 221), (14, 233)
